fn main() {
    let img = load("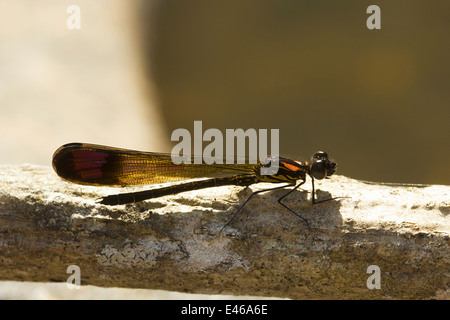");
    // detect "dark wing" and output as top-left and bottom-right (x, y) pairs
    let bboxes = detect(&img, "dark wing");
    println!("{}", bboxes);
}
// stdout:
(52, 143), (257, 187)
